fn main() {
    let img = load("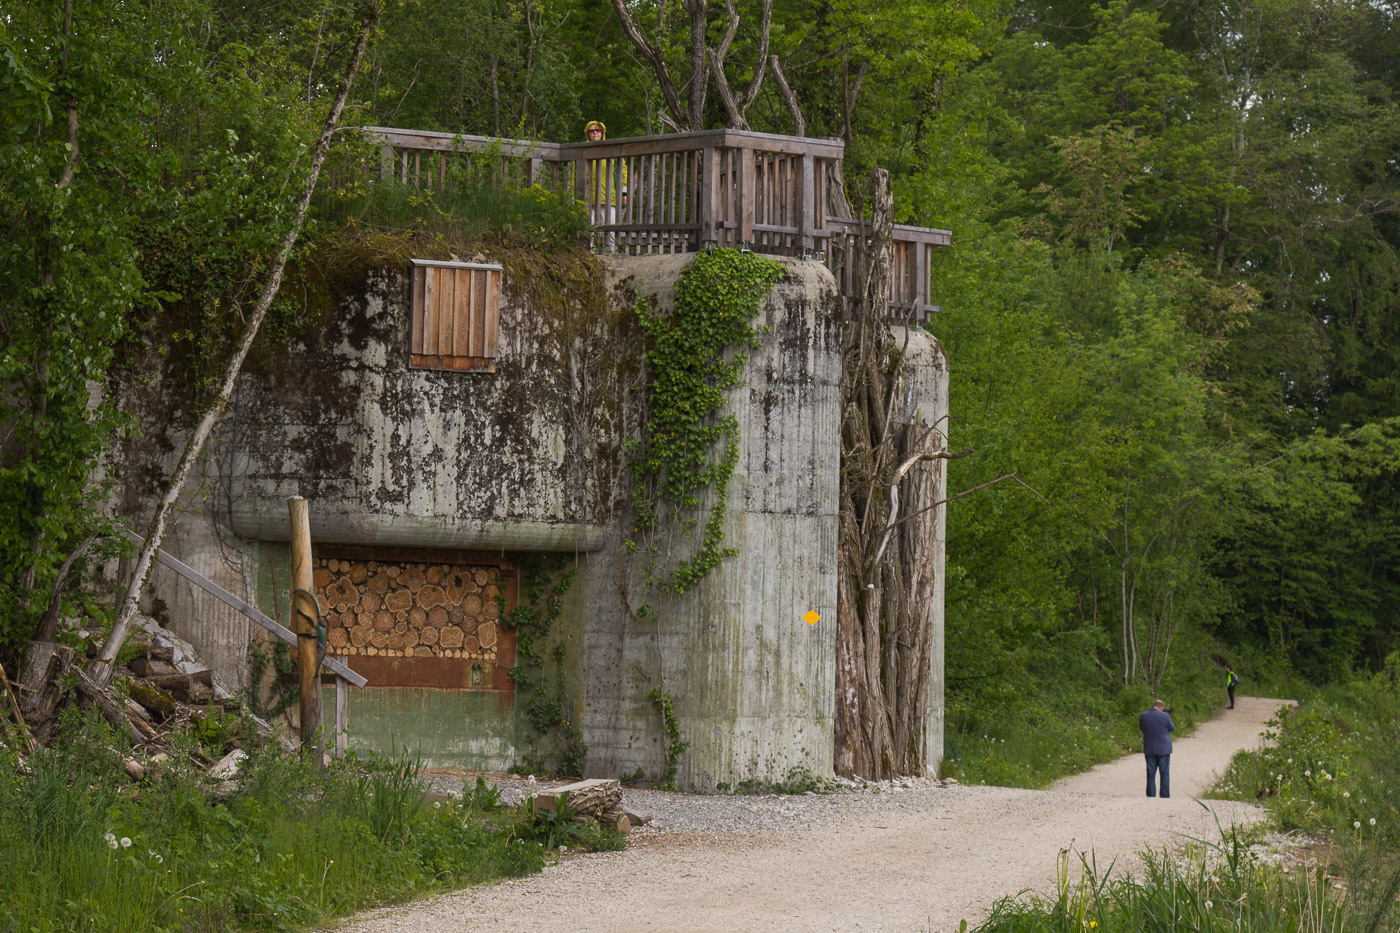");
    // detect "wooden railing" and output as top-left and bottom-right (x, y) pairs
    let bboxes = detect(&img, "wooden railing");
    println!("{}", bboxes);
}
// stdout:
(367, 126), (950, 322)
